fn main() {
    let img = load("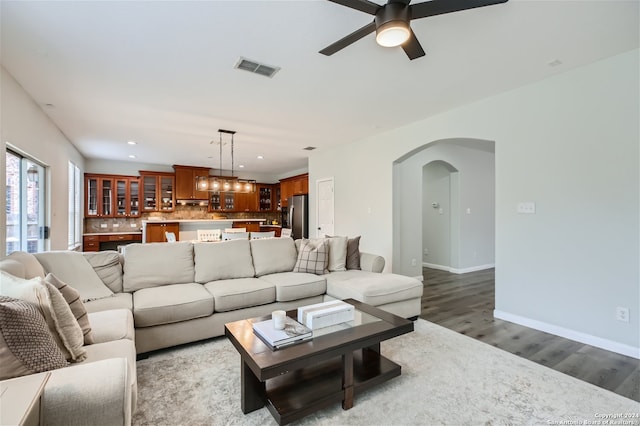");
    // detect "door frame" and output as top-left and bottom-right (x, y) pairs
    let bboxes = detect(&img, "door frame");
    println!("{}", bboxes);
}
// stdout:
(315, 177), (335, 238)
